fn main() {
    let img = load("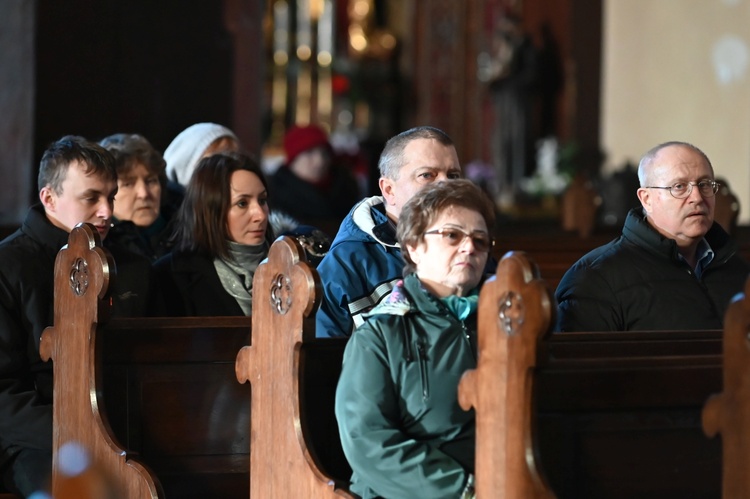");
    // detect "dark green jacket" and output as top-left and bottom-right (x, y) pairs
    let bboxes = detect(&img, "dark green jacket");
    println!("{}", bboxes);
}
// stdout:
(335, 274), (476, 499)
